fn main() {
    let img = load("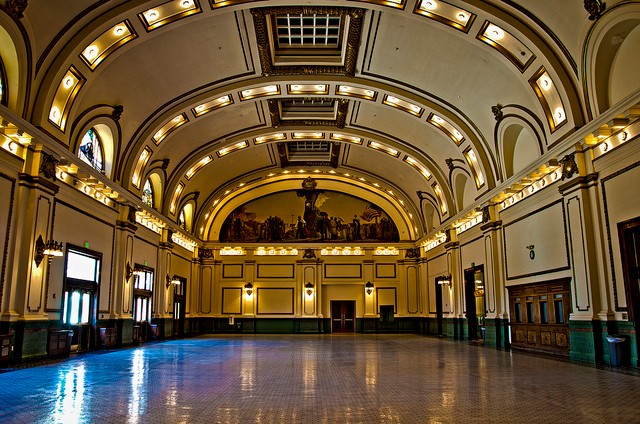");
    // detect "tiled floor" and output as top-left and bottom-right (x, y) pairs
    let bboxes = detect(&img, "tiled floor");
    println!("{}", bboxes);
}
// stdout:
(0, 334), (639, 423)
